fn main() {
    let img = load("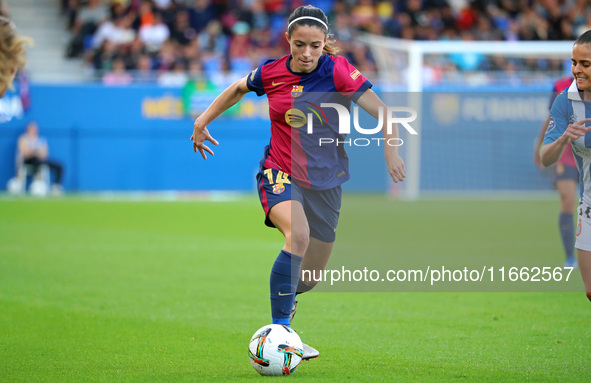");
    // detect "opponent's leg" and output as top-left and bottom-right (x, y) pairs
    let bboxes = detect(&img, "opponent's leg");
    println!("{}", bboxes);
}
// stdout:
(291, 238), (333, 322)
(557, 179), (577, 267)
(297, 237), (334, 293)
(577, 249), (591, 302)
